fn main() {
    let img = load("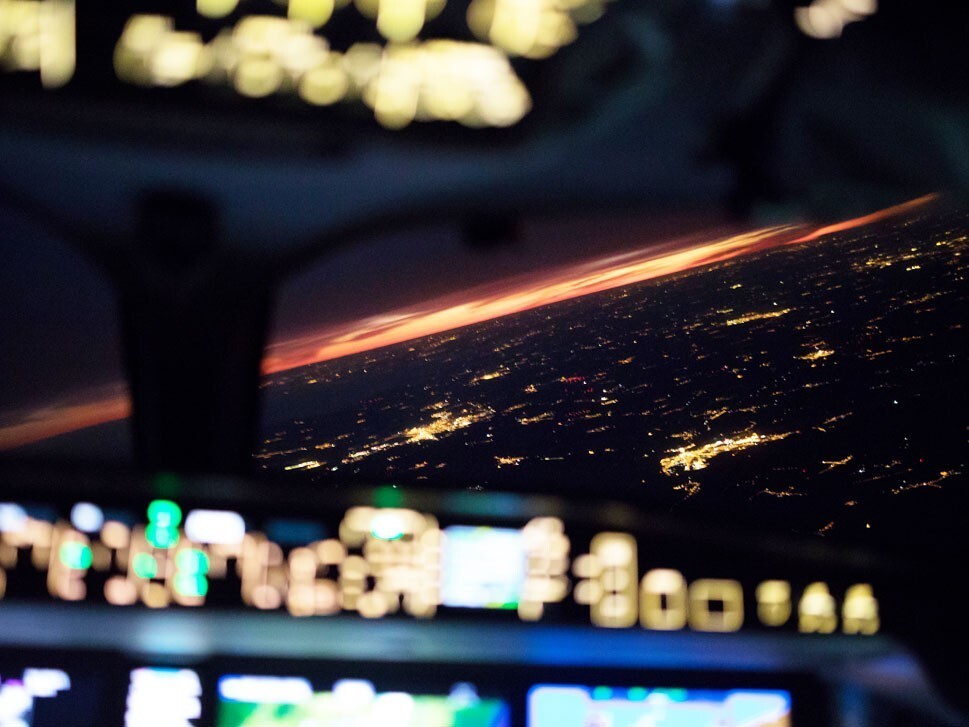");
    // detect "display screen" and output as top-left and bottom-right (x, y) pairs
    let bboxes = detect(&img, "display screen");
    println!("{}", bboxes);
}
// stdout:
(216, 677), (510, 727)
(0, 666), (105, 727)
(528, 685), (792, 727)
